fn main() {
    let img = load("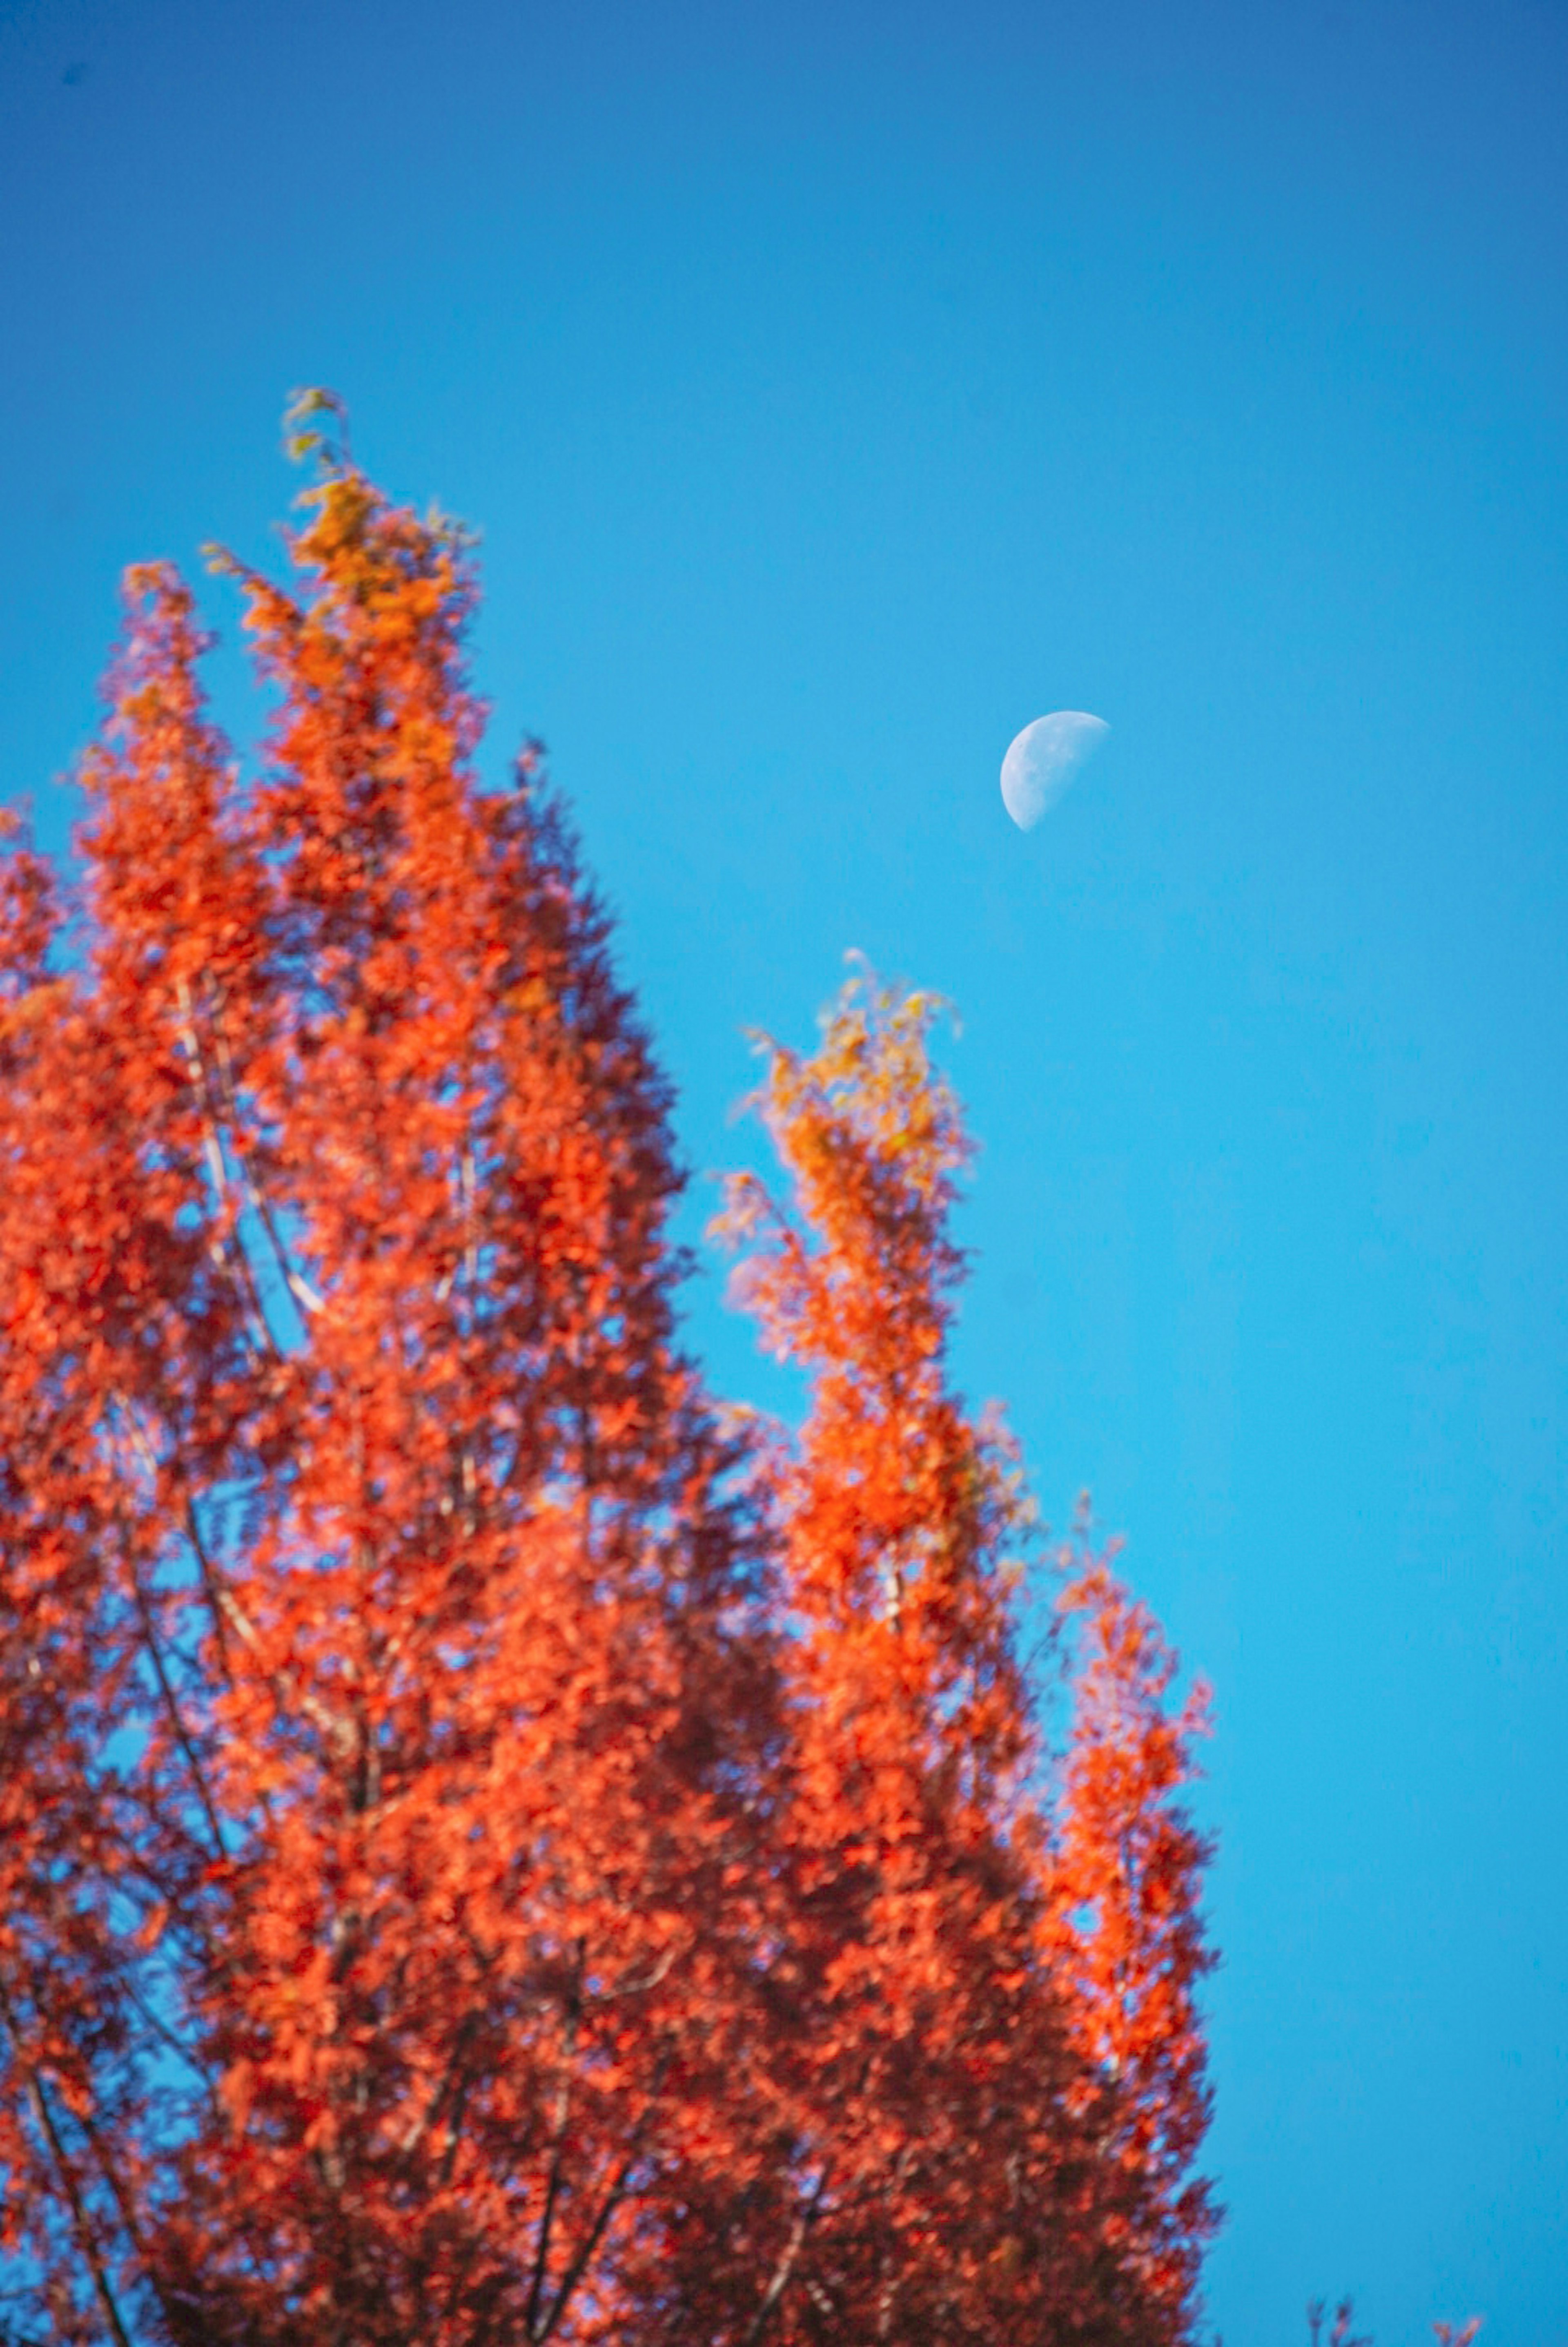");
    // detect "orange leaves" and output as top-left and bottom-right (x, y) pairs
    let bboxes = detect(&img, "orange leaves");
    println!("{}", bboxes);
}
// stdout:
(717, 972), (968, 1410)
(710, 966), (1216, 2343)
(0, 409), (1219, 2347)
(0, 805), (60, 998)
(1044, 1535), (1218, 2329)
(0, 407), (776, 2346)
